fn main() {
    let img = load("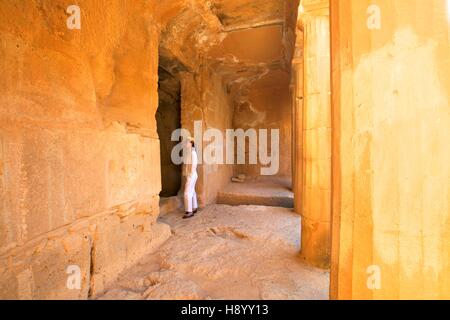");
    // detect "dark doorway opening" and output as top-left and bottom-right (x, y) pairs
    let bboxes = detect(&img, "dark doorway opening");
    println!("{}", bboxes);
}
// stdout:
(156, 66), (182, 197)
